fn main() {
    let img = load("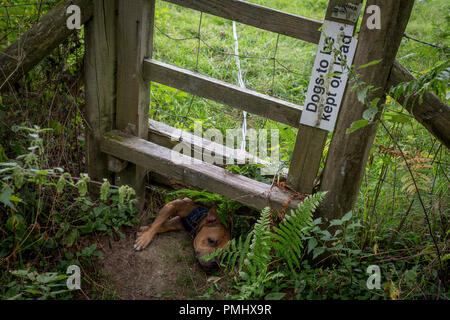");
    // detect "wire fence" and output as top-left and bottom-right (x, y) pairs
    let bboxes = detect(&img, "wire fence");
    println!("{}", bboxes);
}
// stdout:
(151, 10), (311, 133)
(403, 33), (450, 53)
(150, 11), (449, 132)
